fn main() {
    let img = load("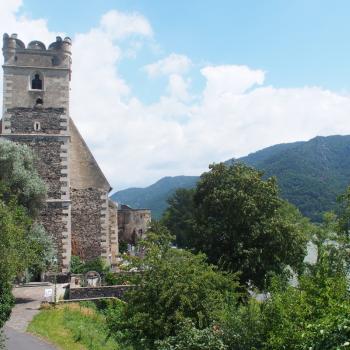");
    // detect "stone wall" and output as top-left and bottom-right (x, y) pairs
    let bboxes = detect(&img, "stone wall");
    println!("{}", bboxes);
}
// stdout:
(39, 202), (70, 269)
(108, 200), (119, 263)
(69, 285), (132, 300)
(71, 188), (106, 261)
(8, 107), (66, 134)
(118, 205), (151, 244)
